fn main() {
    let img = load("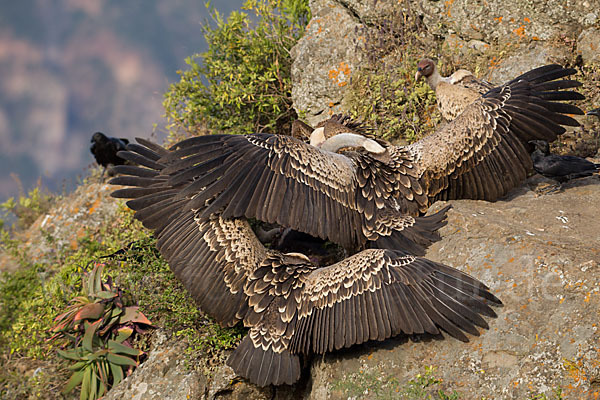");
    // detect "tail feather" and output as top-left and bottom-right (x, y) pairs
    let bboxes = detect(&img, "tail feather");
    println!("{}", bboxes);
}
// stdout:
(227, 336), (301, 387)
